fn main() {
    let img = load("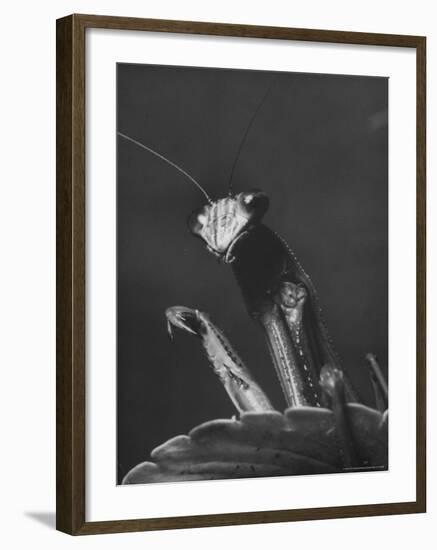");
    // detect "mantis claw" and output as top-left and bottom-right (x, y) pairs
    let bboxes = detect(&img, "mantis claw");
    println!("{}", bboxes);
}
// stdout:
(320, 364), (358, 468)
(167, 319), (174, 340)
(366, 353), (388, 412)
(165, 306), (274, 413)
